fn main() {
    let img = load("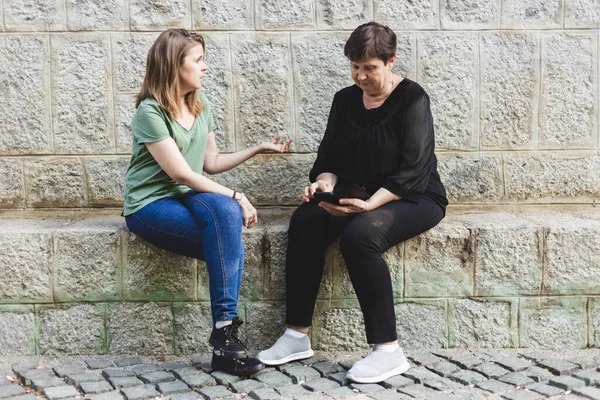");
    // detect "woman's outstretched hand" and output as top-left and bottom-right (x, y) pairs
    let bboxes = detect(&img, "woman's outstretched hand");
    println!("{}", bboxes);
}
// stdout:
(319, 198), (373, 216)
(303, 180), (334, 202)
(261, 136), (292, 153)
